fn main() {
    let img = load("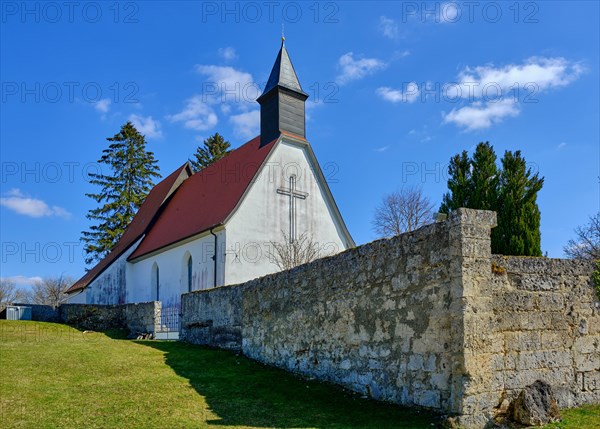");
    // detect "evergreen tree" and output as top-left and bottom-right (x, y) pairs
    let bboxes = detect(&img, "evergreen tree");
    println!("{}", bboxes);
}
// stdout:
(440, 151), (471, 213)
(440, 143), (544, 256)
(82, 122), (160, 265)
(494, 150), (544, 256)
(470, 142), (499, 210)
(190, 133), (231, 172)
